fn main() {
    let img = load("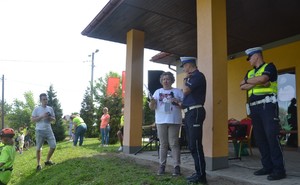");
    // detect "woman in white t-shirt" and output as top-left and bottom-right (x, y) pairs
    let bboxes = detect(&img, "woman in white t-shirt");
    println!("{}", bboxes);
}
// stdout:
(149, 71), (183, 176)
